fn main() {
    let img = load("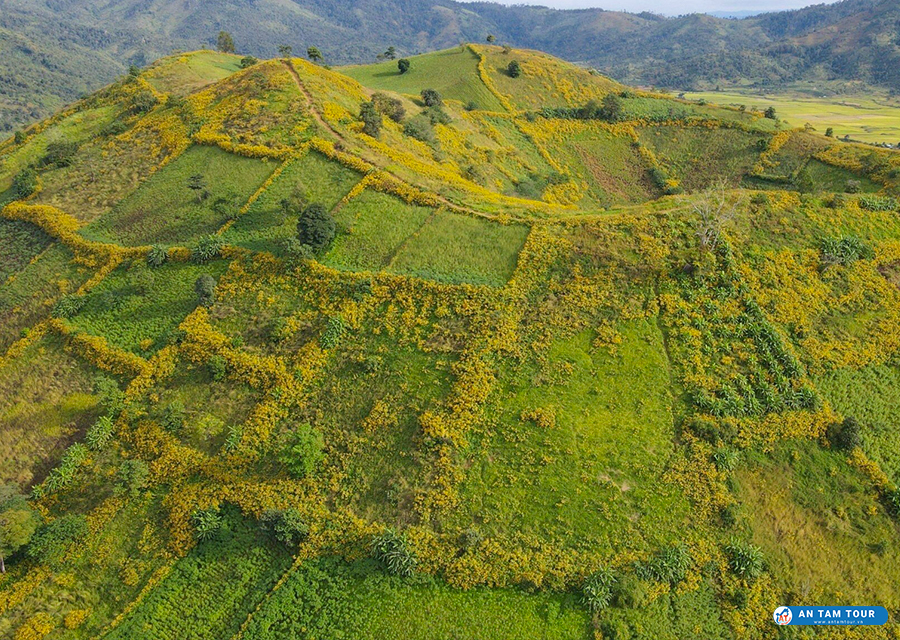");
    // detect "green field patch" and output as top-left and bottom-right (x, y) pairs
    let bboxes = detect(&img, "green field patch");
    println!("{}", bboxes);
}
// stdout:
(0, 243), (90, 351)
(146, 51), (243, 96)
(638, 125), (762, 191)
(242, 556), (590, 640)
(0, 219), (52, 283)
(83, 145), (276, 245)
(222, 151), (361, 255)
(816, 364), (900, 484)
(0, 105), (118, 190)
(325, 190), (433, 272)
(561, 129), (656, 205)
(736, 440), (900, 607)
(453, 321), (690, 552)
(387, 211), (528, 286)
(0, 335), (99, 487)
(69, 259), (230, 354)
(106, 508), (294, 640)
(343, 47), (506, 112)
(804, 158), (881, 193)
